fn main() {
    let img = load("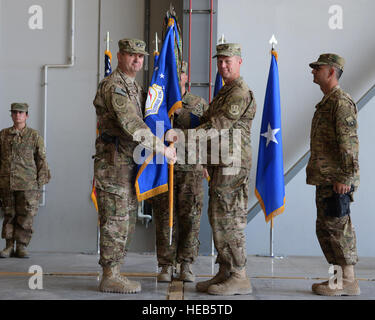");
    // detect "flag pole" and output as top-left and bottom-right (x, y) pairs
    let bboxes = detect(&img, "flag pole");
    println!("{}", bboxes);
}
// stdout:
(270, 216), (274, 257)
(169, 115), (174, 246)
(168, 150), (174, 246)
(96, 31), (111, 255)
(256, 34), (285, 260)
(269, 35), (276, 258)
